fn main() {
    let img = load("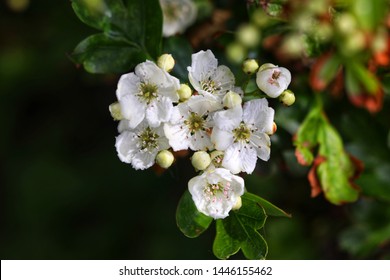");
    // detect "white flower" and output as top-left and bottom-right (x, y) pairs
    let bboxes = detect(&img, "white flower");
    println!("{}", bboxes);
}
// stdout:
(188, 167), (245, 219)
(115, 120), (170, 170)
(211, 98), (275, 174)
(160, 0), (197, 37)
(164, 99), (213, 151)
(256, 64), (291, 98)
(187, 50), (236, 112)
(116, 60), (180, 129)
